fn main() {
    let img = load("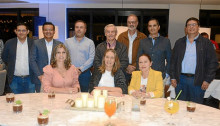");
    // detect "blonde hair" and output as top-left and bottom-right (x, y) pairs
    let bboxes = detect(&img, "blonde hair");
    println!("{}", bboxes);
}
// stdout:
(50, 44), (71, 70)
(99, 49), (120, 76)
